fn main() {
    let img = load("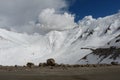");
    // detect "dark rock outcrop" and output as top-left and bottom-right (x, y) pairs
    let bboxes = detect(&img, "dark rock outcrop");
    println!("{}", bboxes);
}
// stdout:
(80, 47), (120, 64)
